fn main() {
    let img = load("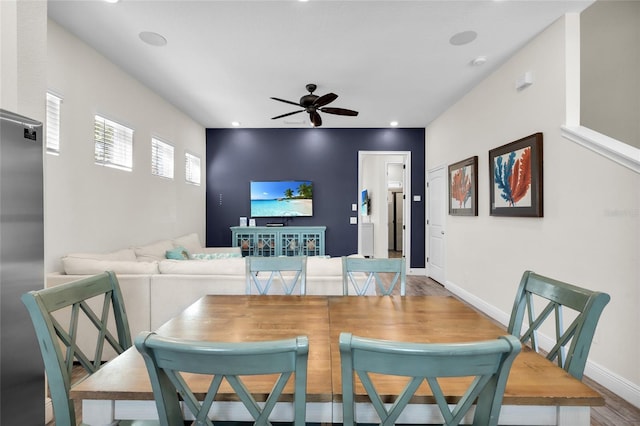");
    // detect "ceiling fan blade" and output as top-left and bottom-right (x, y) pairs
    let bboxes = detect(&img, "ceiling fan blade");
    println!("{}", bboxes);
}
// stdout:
(310, 111), (322, 127)
(270, 97), (302, 107)
(313, 93), (338, 108)
(320, 107), (359, 116)
(271, 110), (304, 120)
